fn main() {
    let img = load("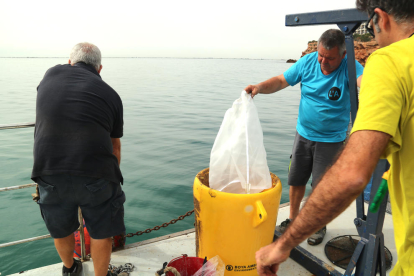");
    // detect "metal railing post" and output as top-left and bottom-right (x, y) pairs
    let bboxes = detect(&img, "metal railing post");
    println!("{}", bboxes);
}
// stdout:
(0, 234), (51, 248)
(78, 207), (87, 261)
(0, 122), (35, 130)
